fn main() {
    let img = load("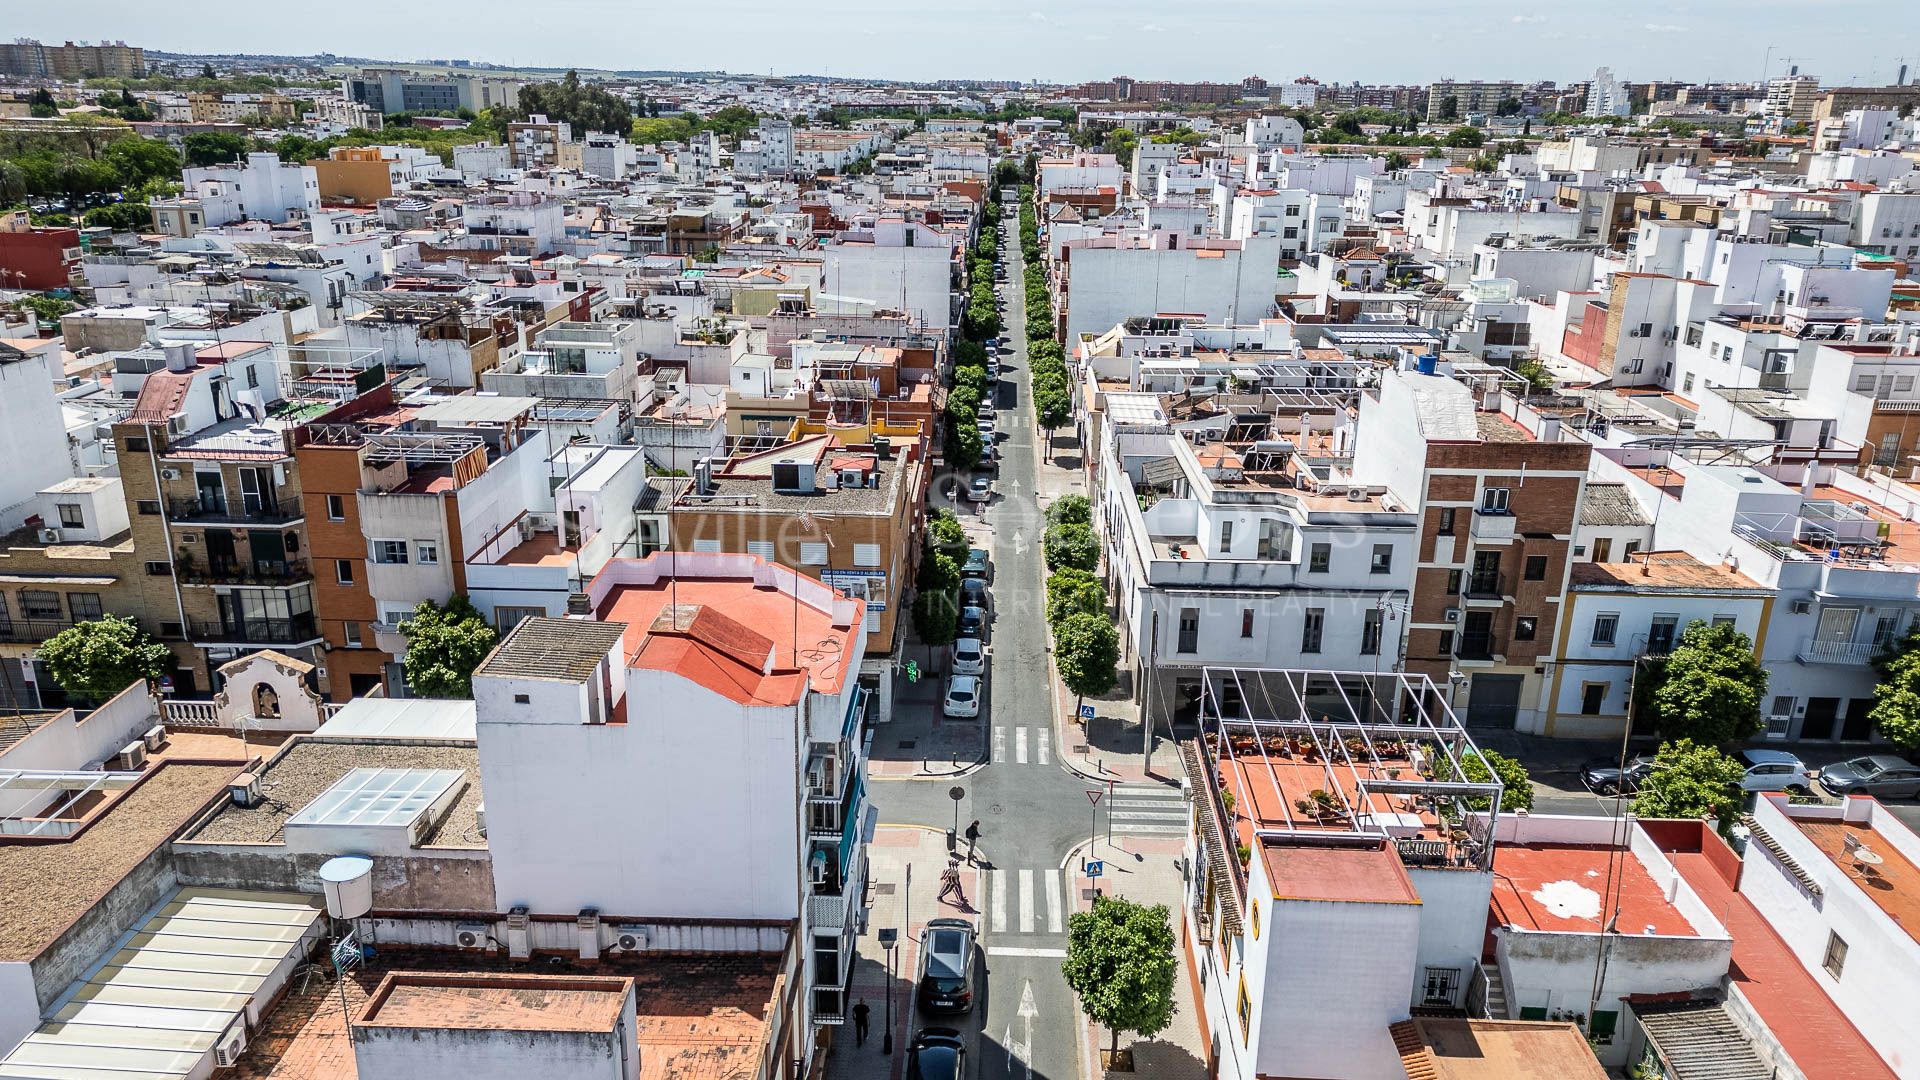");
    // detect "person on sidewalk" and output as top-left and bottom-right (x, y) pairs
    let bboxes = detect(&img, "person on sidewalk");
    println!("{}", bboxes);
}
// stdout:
(851, 998), (871, 1046)
(964, 819), (981, 863)
(938, 857), (965, 904)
